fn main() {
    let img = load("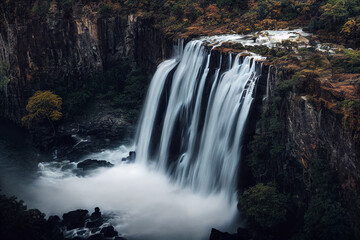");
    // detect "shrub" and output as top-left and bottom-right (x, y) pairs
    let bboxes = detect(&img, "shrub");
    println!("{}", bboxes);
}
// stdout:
(304, 197), (352, 240)
(239, 183), (288, 228)
(99, 3), (114, 17)
(31, 1), (50, 17)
